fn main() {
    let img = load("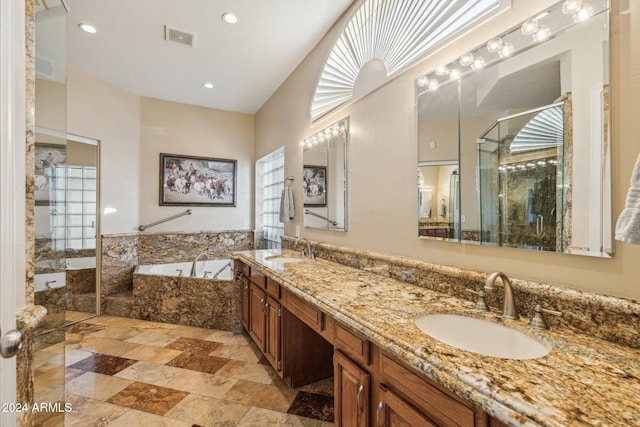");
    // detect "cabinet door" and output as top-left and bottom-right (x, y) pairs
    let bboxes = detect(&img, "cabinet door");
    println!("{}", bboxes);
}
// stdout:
(264, 295), (282, 372)
(377, 385), (436, 427)
(249, 283), (266, 351)
(335, 350), (370, 427)
(242, 277), (250, 331)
